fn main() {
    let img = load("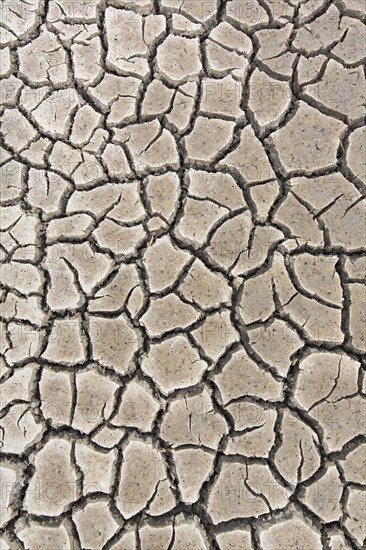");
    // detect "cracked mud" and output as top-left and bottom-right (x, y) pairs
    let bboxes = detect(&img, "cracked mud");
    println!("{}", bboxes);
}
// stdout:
(0, 0), (365, 549)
